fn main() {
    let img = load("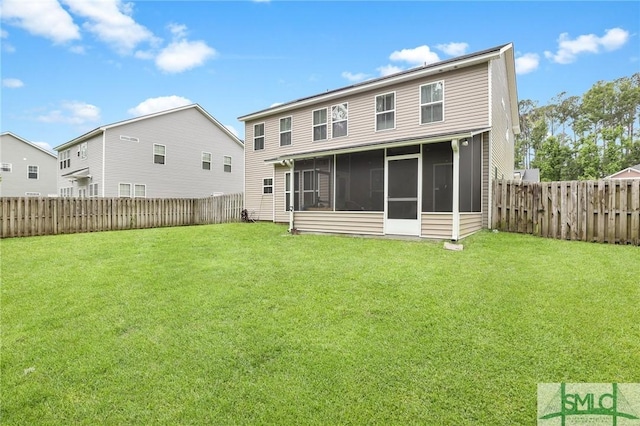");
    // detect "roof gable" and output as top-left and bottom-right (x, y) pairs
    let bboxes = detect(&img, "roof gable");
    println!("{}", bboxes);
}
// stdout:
(1, 131), (58, 159)
(54, 104), (243, 151)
